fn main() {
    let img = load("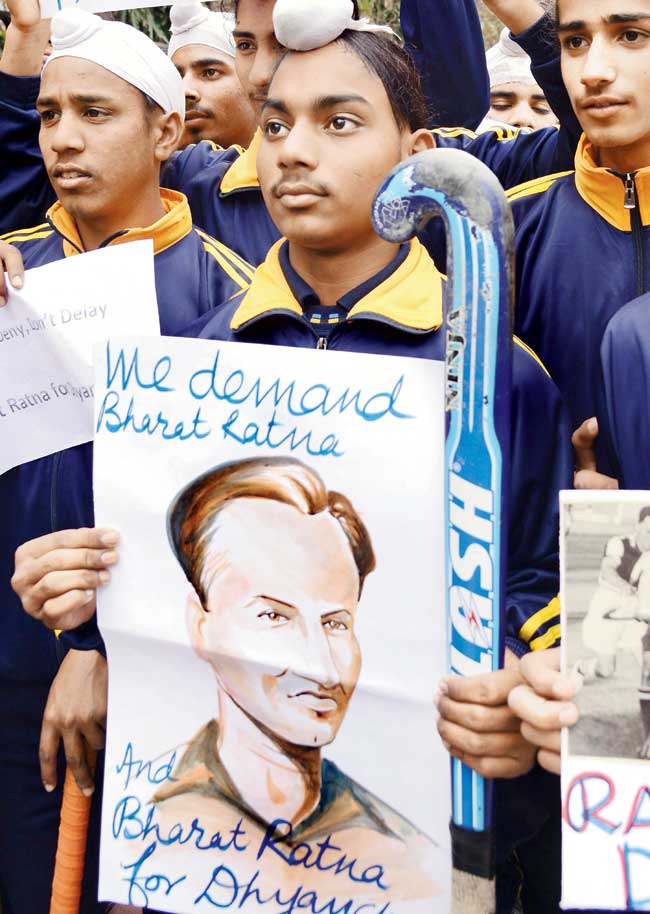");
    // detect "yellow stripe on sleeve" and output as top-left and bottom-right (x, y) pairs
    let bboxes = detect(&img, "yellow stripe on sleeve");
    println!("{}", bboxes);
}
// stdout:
(530, 623), (562, 651)
(432, 126), (478, 140)
(201, 237), (254, 286)
(202, 242), (250, 291)
(519, 595), (560, 644)
(506, 170), (574, 203)
(0, 224), (53, 244)
(196, 229), (255, 281)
